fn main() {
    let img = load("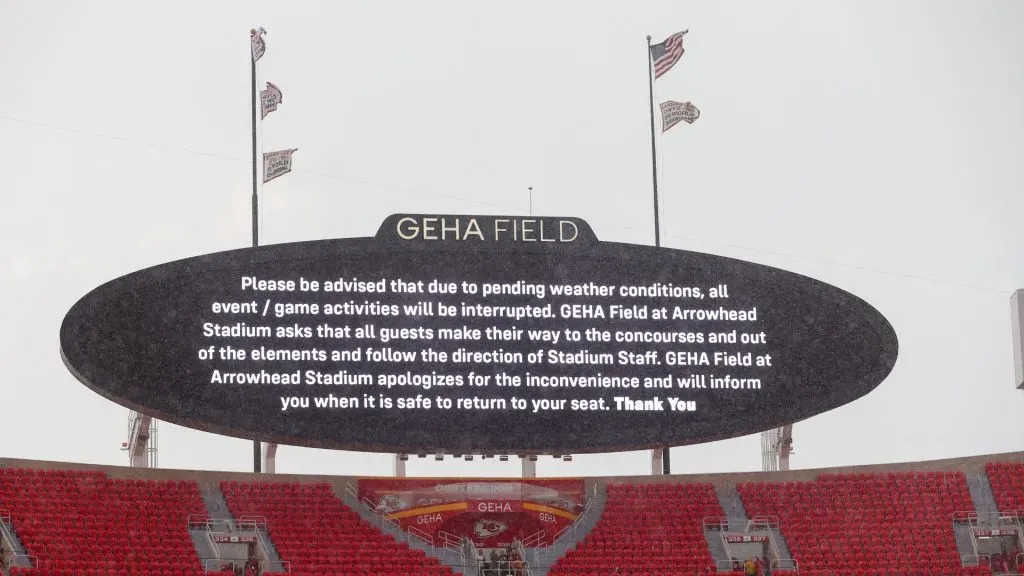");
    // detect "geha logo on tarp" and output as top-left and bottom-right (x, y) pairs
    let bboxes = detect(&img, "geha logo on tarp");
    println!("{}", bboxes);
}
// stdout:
(474, 519), (508, 538)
